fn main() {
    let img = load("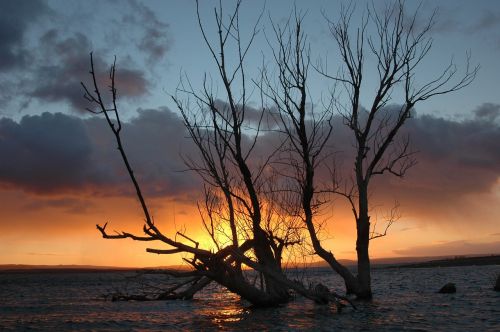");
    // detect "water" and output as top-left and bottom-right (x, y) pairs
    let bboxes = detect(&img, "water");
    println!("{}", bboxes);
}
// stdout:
(0, 265), (498, 331)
